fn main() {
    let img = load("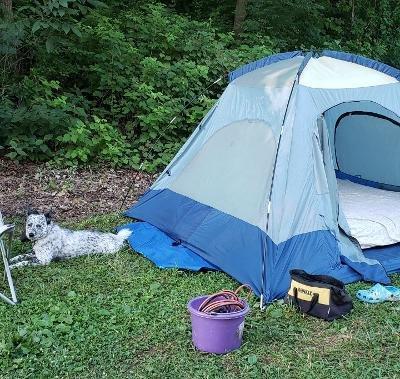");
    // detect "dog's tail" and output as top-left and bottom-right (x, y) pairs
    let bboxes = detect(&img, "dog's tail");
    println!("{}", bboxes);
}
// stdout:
(116, 228), (132, 241)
